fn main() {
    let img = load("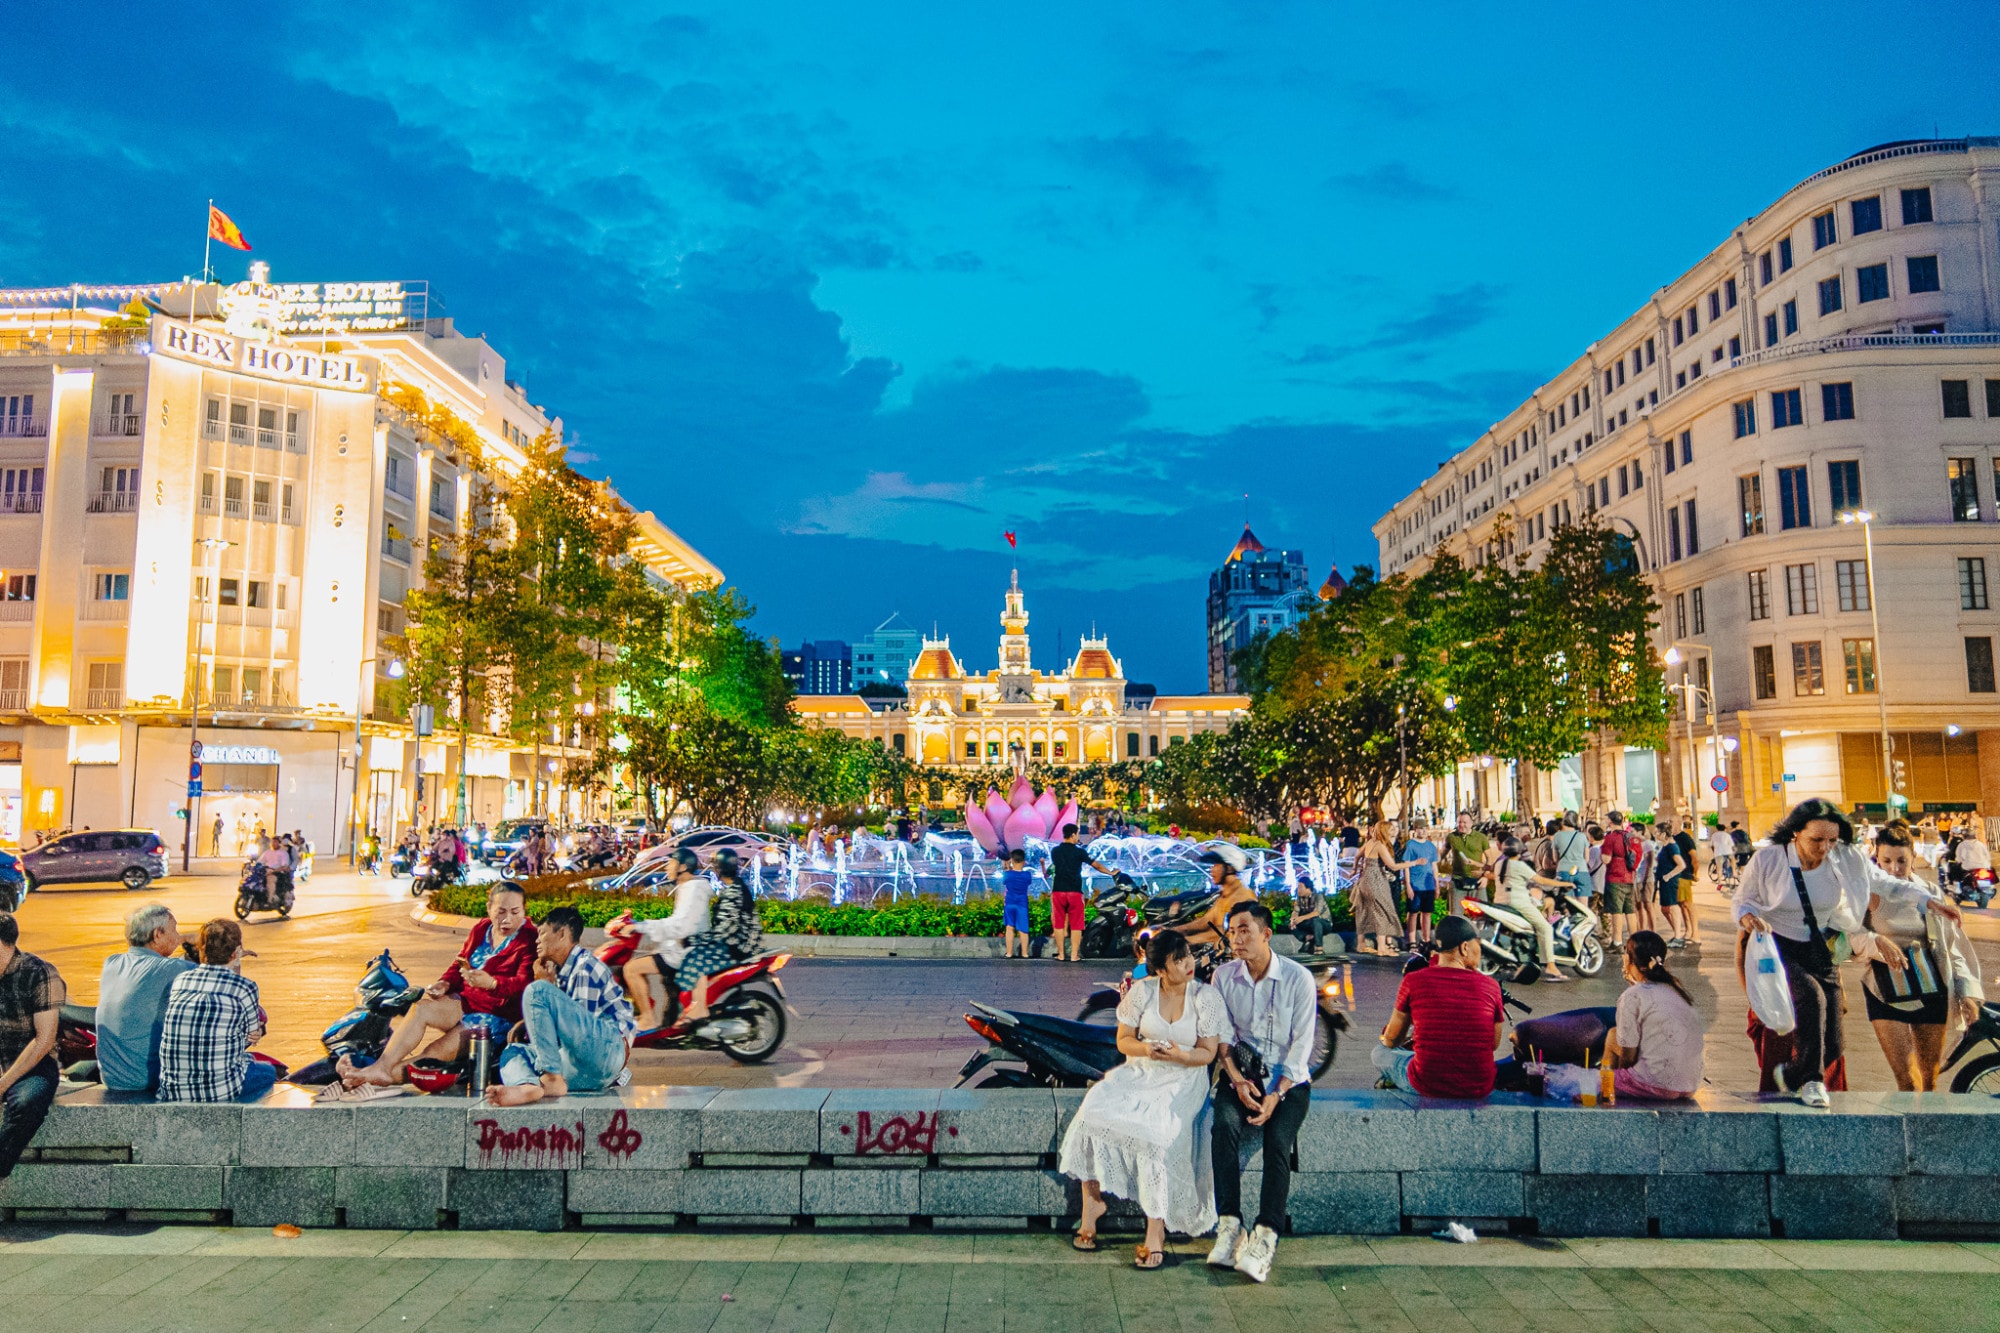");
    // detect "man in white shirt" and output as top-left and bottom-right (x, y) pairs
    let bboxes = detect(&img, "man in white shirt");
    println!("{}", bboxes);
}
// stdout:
(1707, 824), (1737, 889)
(1207, 901), (1318, 1284)
(608, 848), (711, 1030)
